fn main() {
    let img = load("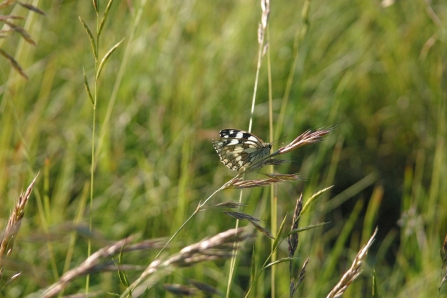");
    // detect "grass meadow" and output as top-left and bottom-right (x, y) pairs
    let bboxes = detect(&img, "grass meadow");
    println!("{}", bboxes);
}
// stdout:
(0, 0), (446, 297)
